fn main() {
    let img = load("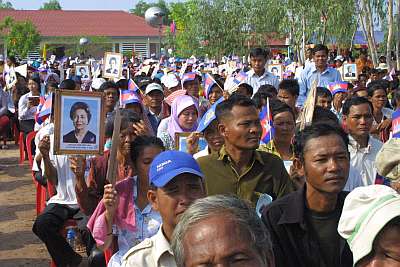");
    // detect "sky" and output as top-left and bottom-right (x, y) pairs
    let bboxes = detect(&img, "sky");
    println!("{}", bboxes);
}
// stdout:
(8, 0), (166, 11)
